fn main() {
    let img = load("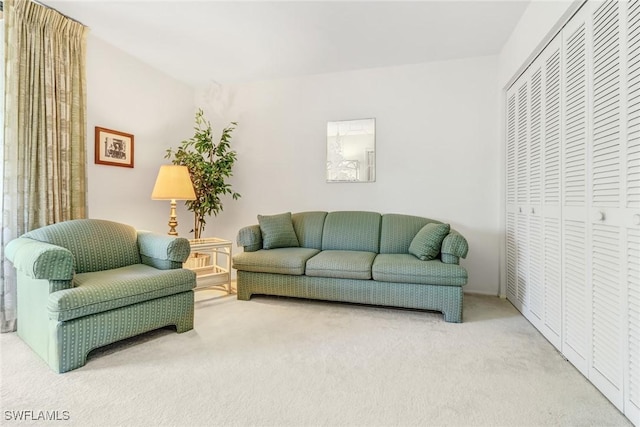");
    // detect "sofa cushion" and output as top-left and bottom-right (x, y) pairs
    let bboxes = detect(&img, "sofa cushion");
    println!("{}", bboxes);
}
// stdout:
(306, 250), (377, 280)
(233, 248), (320, 275)
(322, 211), (381, 252)
(409, 223), (450, 261)
(47, 264), (195, 321)
(292, 211), (327, 249)
(258, 212), (300, 249)
(372, 254), (467, 286)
